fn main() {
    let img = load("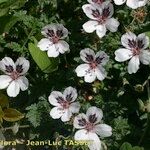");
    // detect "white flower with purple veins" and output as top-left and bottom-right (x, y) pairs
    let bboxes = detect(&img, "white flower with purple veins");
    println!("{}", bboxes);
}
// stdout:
(82, 2), (120, 38)
(75, 48), (109, 83)
(0, 57), (30, 97)
(37, 24), (69, 57)
(49, 87), (80, 122)
(115, 32), (150, 74)
(74, 107), (112, 150)
(113, 0), (147, 9)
